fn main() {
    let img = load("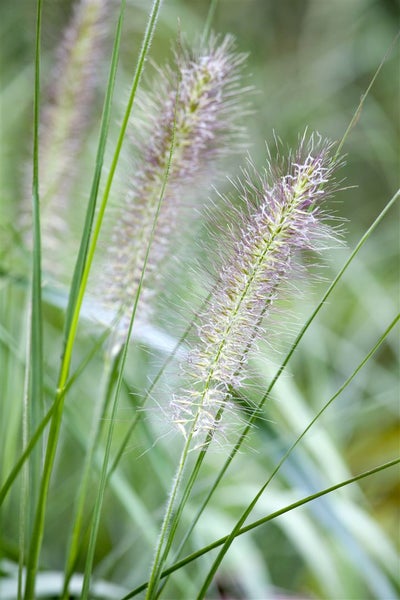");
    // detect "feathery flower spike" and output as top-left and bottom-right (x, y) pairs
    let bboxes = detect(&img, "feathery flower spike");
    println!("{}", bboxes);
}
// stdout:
(22, 0), (110, 275)
(172, 133), (341, 441)
(102, 35), (247, 347)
